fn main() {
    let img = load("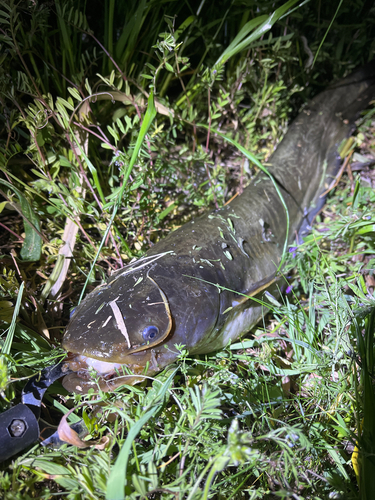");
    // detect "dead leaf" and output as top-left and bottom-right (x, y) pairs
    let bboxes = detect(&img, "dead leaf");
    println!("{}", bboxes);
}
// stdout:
(57, 413), (88, 448)
(57, 404), (111, 450)
(95, 436), (111, 450)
